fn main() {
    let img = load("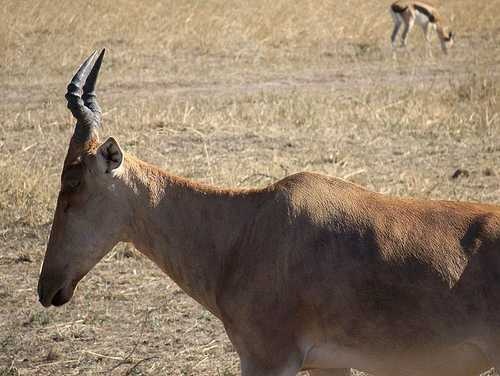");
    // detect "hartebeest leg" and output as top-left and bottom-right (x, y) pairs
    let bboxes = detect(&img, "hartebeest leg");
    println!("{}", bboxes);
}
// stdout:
(240, 357), (301, 376)
(309, 368), (351, 376)
(230, 332), (302, 376)
(224, 317), (304, 376)
(476, 337), (500, 373)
